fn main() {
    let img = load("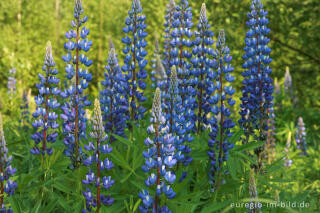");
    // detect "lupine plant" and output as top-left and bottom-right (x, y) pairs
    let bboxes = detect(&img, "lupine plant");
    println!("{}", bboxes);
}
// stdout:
(151, 39), (167, 91)
(166, 66), (192, 170)
(82, 99), (114, 212)
(0, 114), (17, 212)
(207, 30), (235, 190)
(266, 107), (276, 164)
(30, 41), (60, 156)
(121, 0), (148, 123)
(139, 88), (177, 213)
(19, 89), (31, 131)
(247, 168), (261, 213)
(295, 117), (307, 156)
(171, 0), (197, 133)
(100, 46), (129, 143)
(283, 132), (292, 167)
(239, 0), (273, 170)
(7, 68), (16, 99)
(284, 66), (292, 94)
(191, 3), (216, 133)
(163, 0), (176, 76)
(60, 0), (92, 168)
